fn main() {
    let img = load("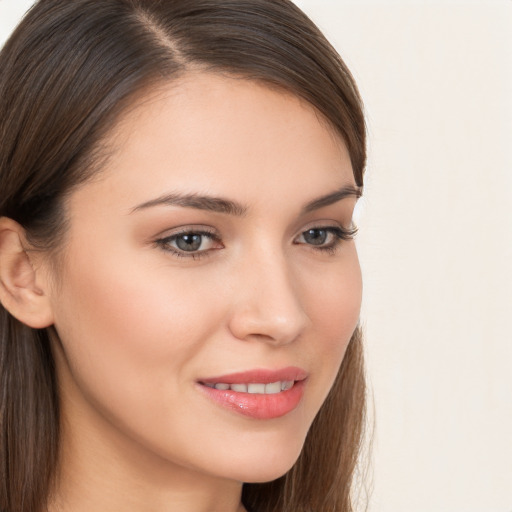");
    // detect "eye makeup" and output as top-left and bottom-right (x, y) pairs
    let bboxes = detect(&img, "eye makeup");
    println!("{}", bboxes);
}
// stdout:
(154, 222), (357, 261)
